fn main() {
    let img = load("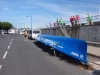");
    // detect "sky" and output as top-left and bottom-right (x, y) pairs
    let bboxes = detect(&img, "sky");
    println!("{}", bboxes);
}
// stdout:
(0, 0), (100, 29)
